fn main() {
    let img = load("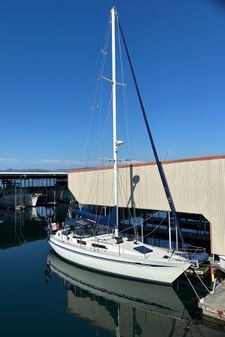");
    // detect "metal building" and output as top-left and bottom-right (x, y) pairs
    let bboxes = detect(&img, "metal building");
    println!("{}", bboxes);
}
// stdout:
(68, 155), (225, 256)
